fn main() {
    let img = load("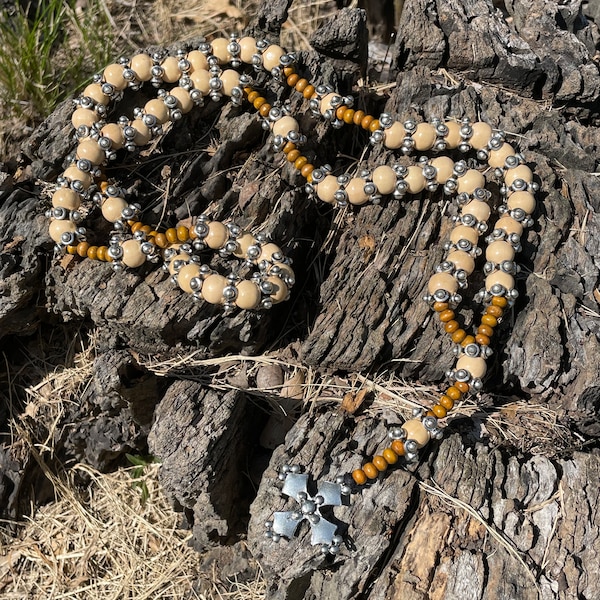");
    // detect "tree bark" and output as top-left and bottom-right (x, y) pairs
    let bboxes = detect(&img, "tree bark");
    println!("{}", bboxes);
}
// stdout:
(1, 0), (600, 598)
